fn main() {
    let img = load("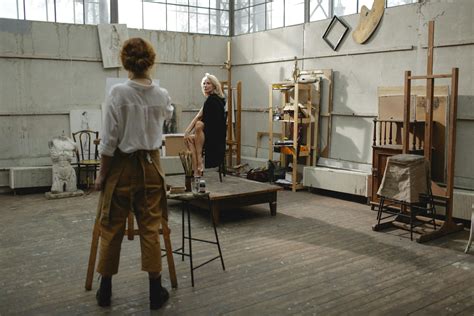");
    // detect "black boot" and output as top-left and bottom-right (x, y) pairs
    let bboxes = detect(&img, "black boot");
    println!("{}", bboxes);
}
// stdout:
(149, 275), (169, 310)
(96, 276), (112, 307)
